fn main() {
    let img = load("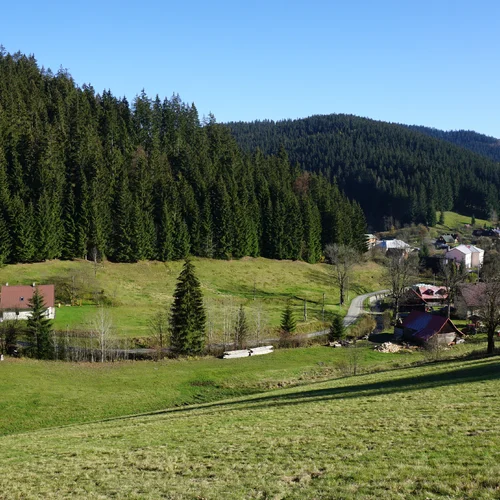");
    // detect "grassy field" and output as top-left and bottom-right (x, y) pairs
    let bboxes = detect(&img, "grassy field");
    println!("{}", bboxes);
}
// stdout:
(435, 211), (489, 232)
(0, 257), (385, 338)
(0, 342), (429, 436)
(0, 354), (498, 499)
